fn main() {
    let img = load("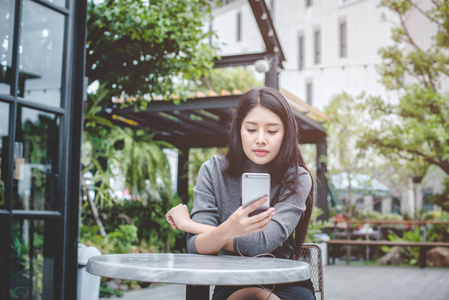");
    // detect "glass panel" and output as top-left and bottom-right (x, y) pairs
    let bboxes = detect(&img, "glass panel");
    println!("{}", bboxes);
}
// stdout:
(10, 218), (59, 300)
(42, 0), (66, 8)
(19, 0), (65, 107)
(0, 0), (15, 95)
(0, 102), (9, 209)
(13, 107), (59, 210)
